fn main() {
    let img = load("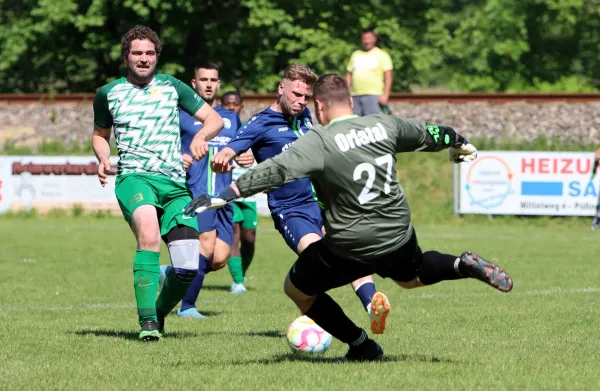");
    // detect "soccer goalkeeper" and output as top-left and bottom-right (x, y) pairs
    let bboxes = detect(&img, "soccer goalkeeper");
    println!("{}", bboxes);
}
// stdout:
(184, 74), (513, 362)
